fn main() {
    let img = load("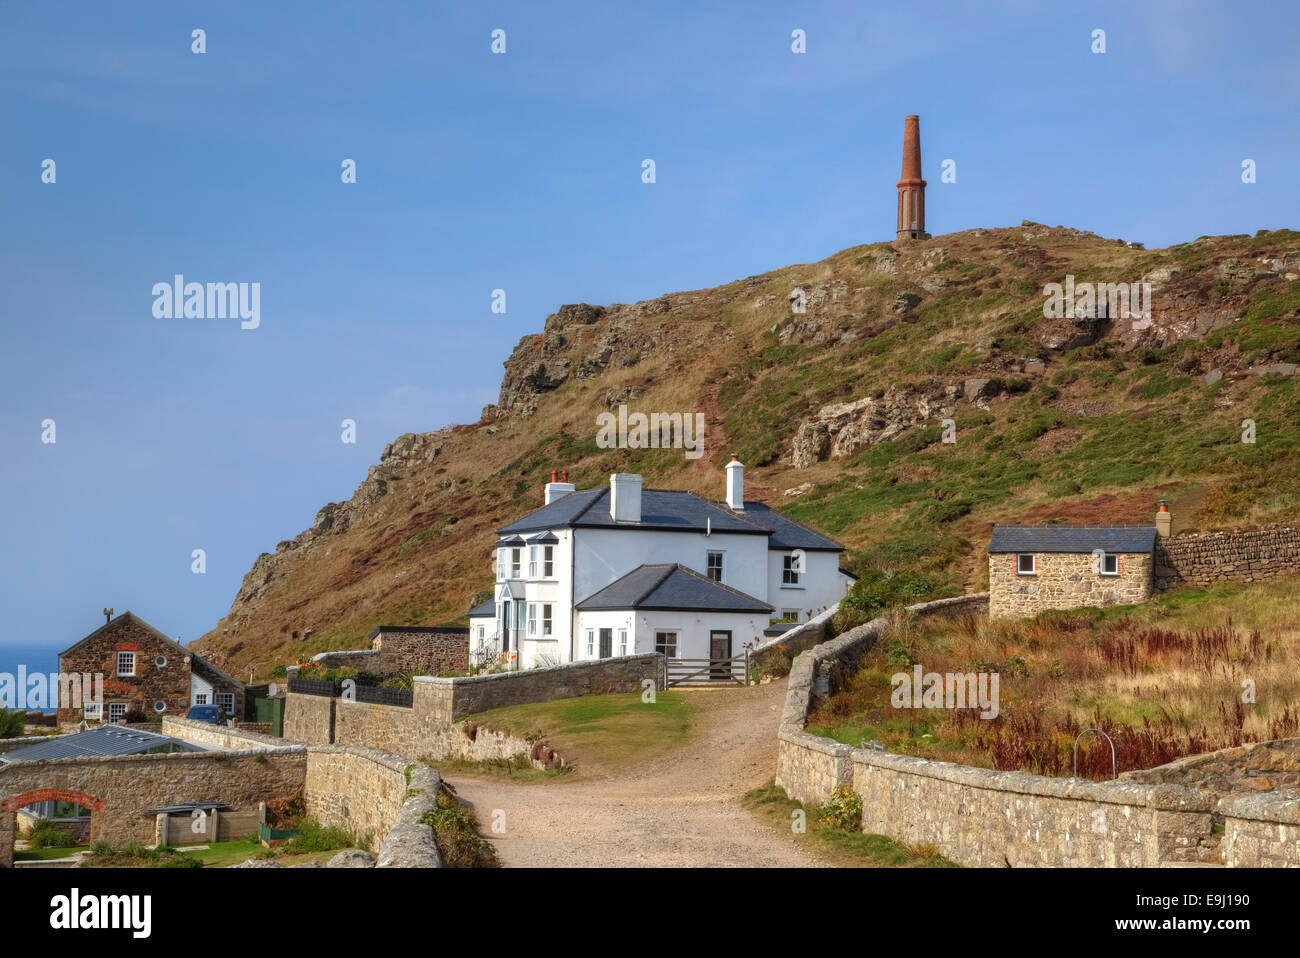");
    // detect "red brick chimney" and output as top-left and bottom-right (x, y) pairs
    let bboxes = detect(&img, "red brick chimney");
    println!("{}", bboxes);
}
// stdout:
(896, 115), (930, 241)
